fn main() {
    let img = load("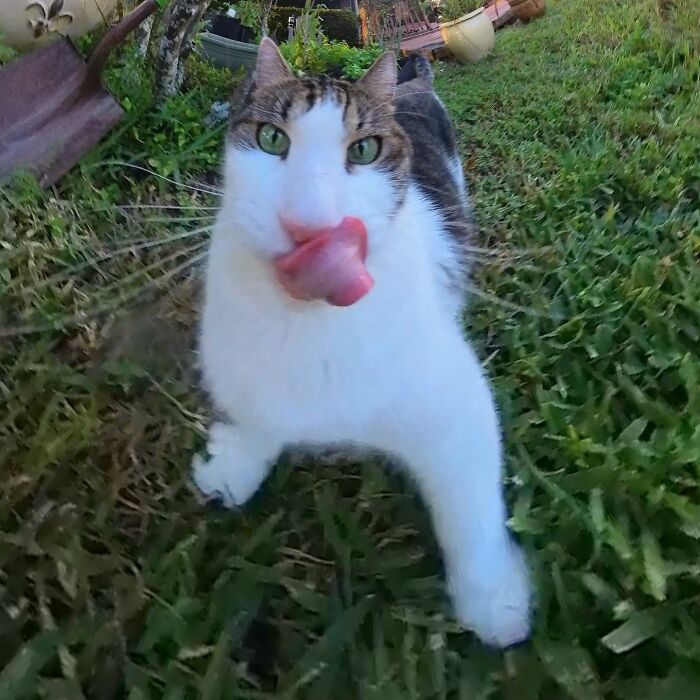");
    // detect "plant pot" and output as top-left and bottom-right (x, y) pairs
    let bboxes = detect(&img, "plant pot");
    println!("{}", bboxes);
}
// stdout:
(198, 32), (259, 72)
(208, 14), (254, 44)
(509, 0), (546, 22)
(0, 0), (118, 52)
(439, 8), (495, 64)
